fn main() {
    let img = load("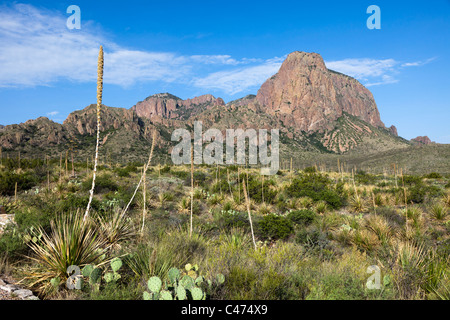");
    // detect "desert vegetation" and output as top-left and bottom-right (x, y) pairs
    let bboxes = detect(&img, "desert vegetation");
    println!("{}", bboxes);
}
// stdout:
(0, 47), (448, 301)
(0, 155), (449, 300)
